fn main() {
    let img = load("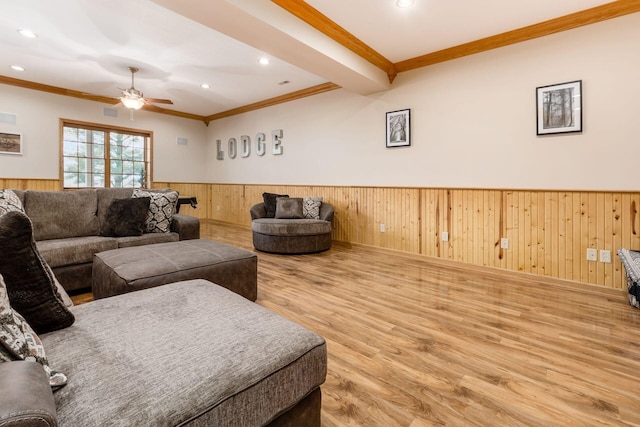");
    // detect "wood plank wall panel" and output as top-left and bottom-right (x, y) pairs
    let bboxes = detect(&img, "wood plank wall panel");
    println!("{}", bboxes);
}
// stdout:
(0, 178), (60, 191)
(152, 182), (210, 219)
(4, 179), (640, 289)
(200, 183), (640, 290)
